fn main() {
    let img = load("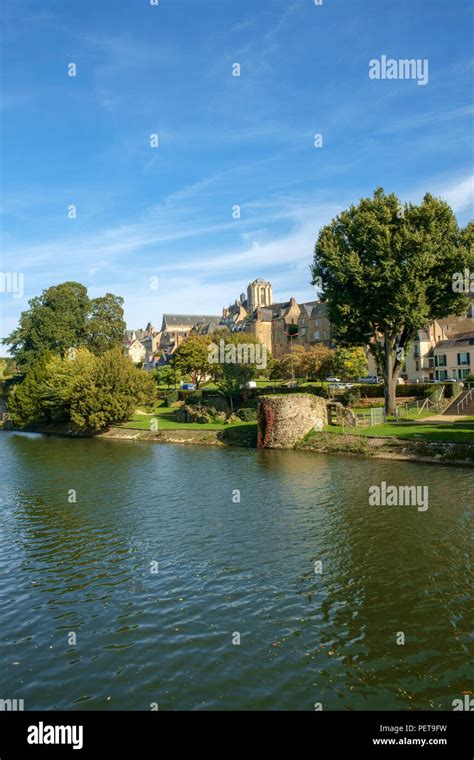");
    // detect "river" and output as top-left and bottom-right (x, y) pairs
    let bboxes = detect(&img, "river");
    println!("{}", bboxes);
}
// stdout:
(0, 432), (472, 710)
